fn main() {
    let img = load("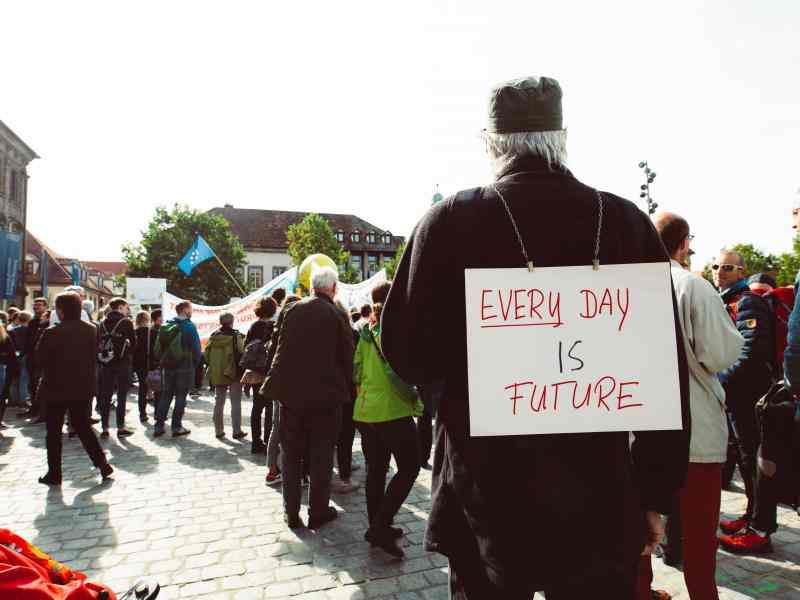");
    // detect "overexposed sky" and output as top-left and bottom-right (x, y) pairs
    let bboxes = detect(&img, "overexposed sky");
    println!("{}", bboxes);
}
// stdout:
(3, 1), (798, 265)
